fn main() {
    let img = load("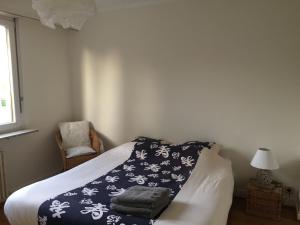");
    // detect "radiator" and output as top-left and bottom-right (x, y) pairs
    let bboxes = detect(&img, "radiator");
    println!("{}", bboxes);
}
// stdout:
(0, 151), (7, 202)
